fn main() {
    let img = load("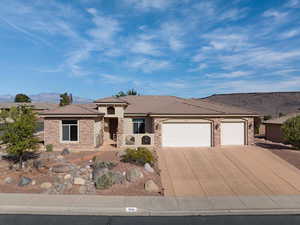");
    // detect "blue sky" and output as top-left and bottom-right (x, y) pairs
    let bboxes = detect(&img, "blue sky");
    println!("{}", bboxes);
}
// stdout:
(0, 0), (300, 99)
